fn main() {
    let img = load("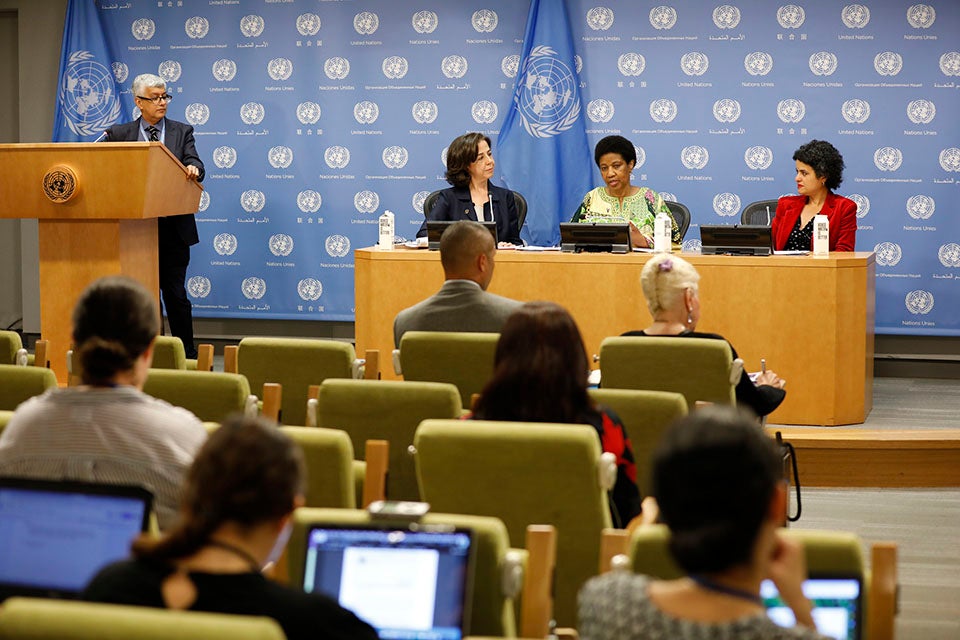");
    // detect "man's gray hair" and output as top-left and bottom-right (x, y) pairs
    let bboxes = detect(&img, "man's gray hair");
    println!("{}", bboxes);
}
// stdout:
(131, 73), (166, 96)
